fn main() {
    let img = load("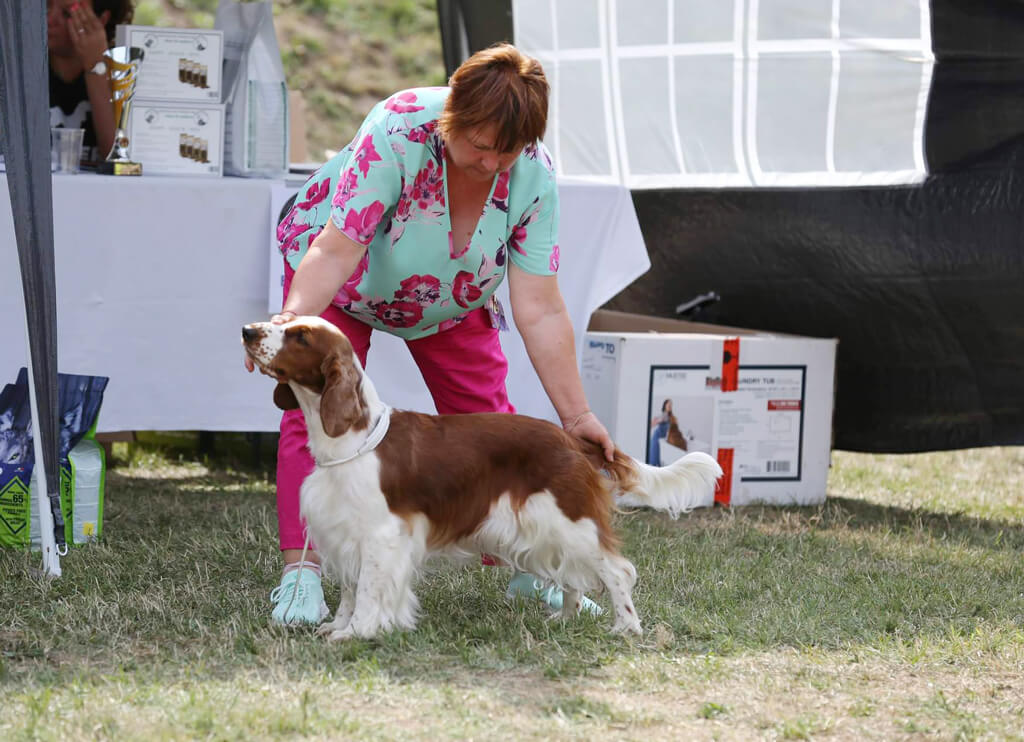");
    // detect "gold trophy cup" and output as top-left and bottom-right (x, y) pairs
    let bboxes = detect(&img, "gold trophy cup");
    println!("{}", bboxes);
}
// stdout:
(100, 46), (145, 176)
